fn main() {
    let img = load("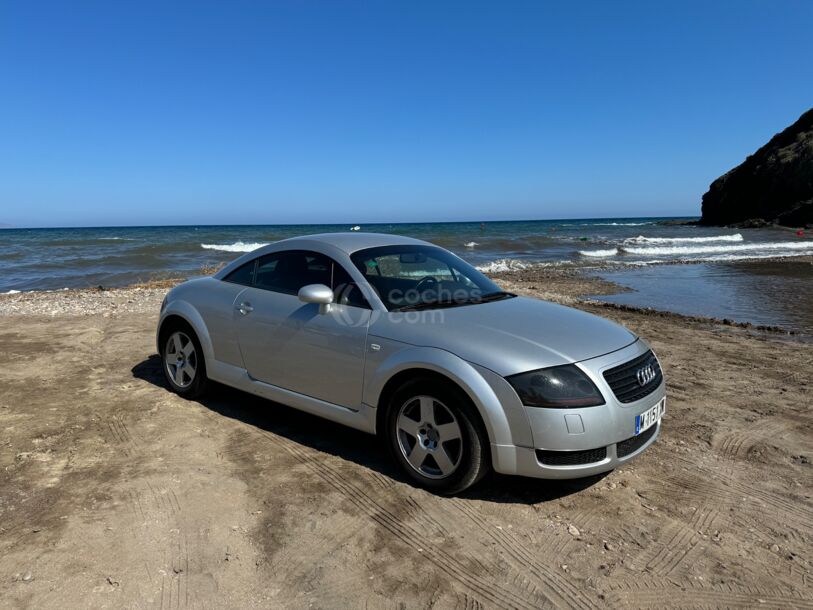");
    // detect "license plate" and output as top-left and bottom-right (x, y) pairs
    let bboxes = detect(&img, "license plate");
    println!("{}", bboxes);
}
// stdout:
(635, 398), (665, 435)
